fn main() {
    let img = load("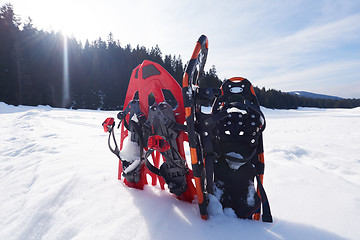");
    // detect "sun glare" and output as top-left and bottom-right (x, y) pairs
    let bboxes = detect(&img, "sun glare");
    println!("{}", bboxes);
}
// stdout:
(62, 35), (70, 108)
(23, 1), (94, 41)
(48, 5), (81, 38)
(13, 0), (131, 44)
